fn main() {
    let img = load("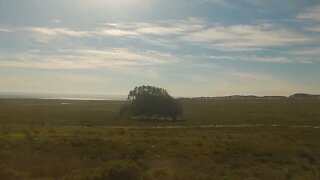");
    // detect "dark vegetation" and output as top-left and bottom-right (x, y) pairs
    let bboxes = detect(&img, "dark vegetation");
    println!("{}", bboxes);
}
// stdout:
(193, 93), (320, 100)
(289, 93), (320, 100)
(0, 98), (320, 179)
(1, 98), (320, 126)
(120, 86), (183, 121)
